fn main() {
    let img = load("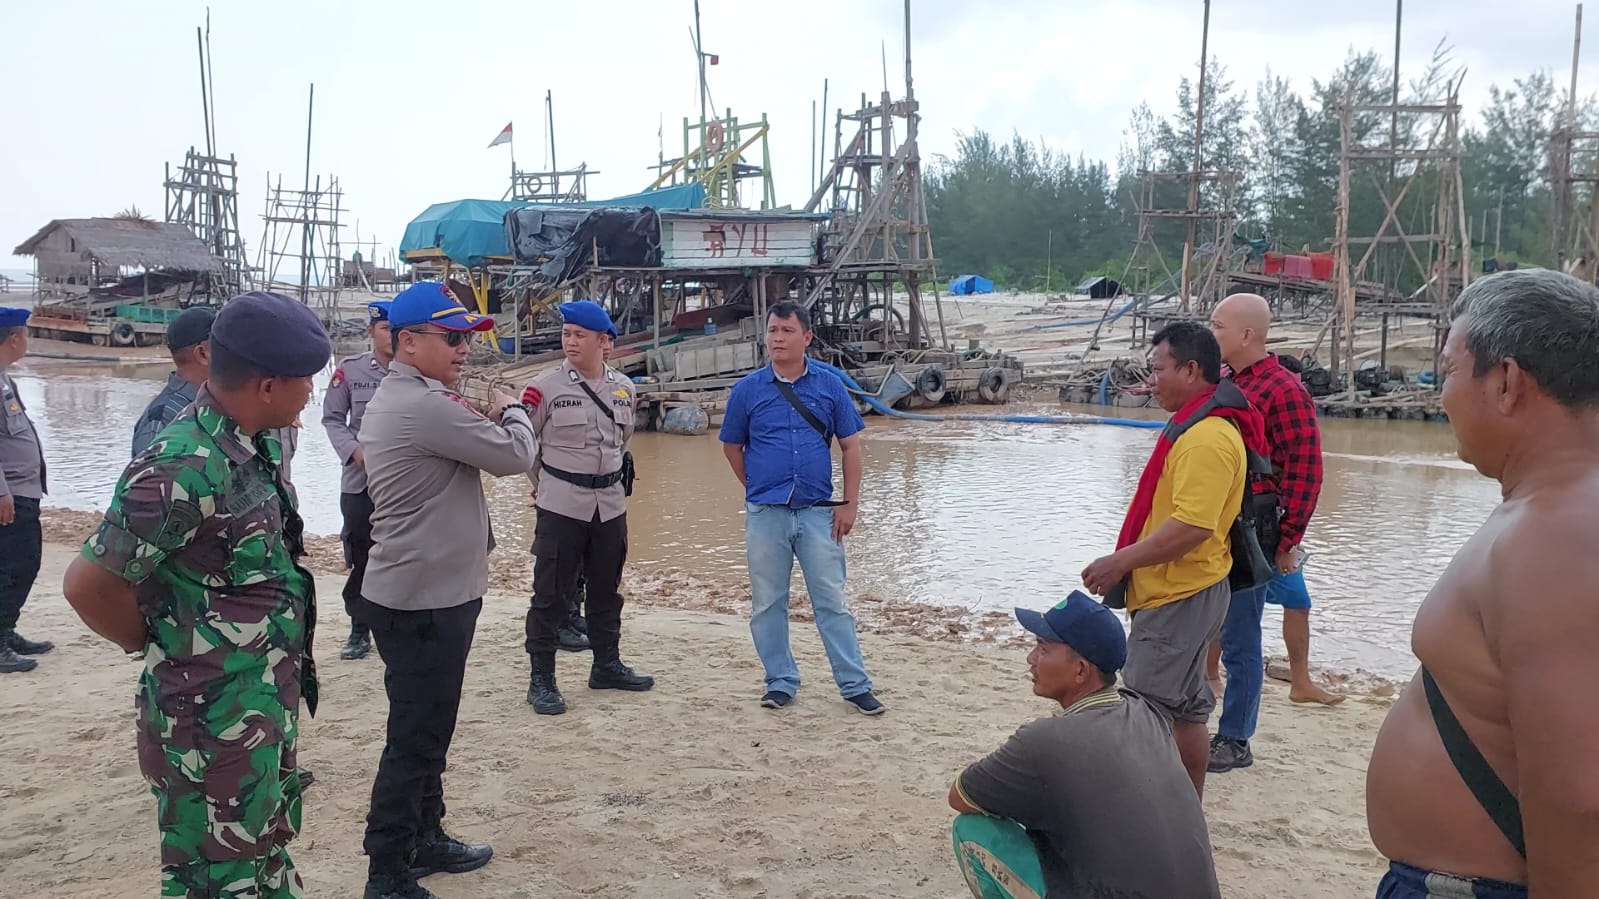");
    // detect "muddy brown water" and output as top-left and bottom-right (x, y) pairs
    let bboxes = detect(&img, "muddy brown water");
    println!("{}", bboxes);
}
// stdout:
(11, 359), (1498, 679)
